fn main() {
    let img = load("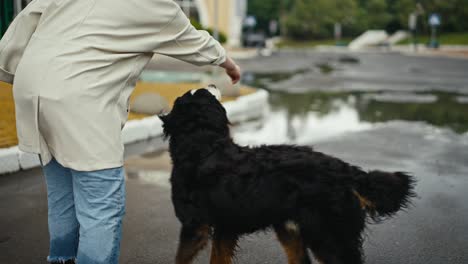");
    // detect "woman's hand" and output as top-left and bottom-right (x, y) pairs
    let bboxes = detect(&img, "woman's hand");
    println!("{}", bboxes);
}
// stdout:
(220, 57), (241, 84)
